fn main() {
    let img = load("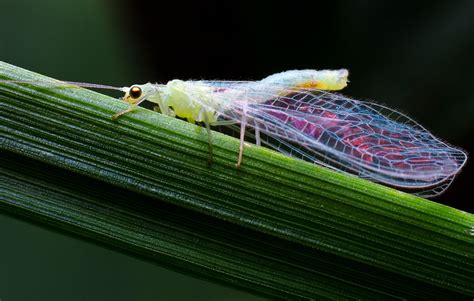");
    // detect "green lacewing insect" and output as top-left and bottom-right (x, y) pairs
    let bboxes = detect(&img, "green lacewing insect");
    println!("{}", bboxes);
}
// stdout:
(1, 69), (467, 197)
